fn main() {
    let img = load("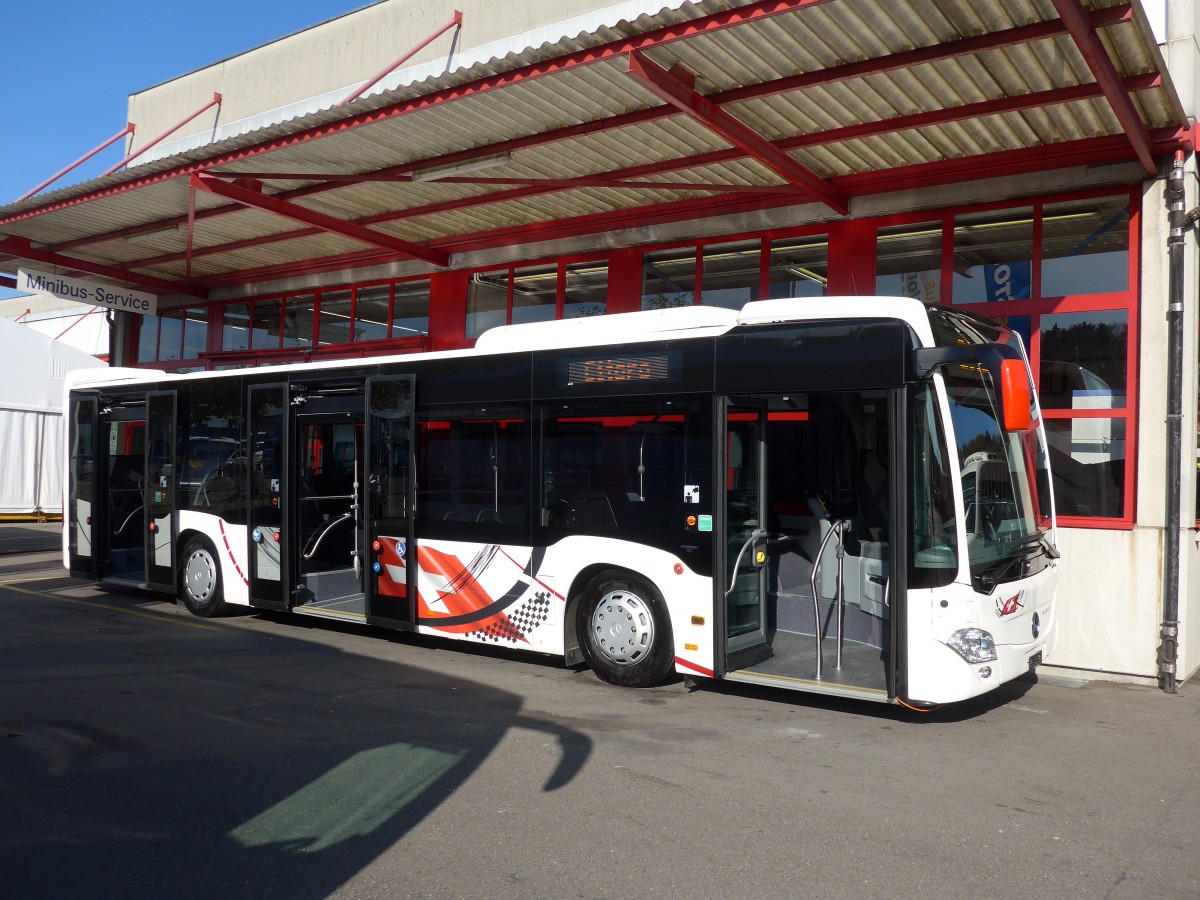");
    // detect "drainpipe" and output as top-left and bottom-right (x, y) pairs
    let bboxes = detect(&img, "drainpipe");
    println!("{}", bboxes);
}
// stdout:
(1158, 150), (1188, 694)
